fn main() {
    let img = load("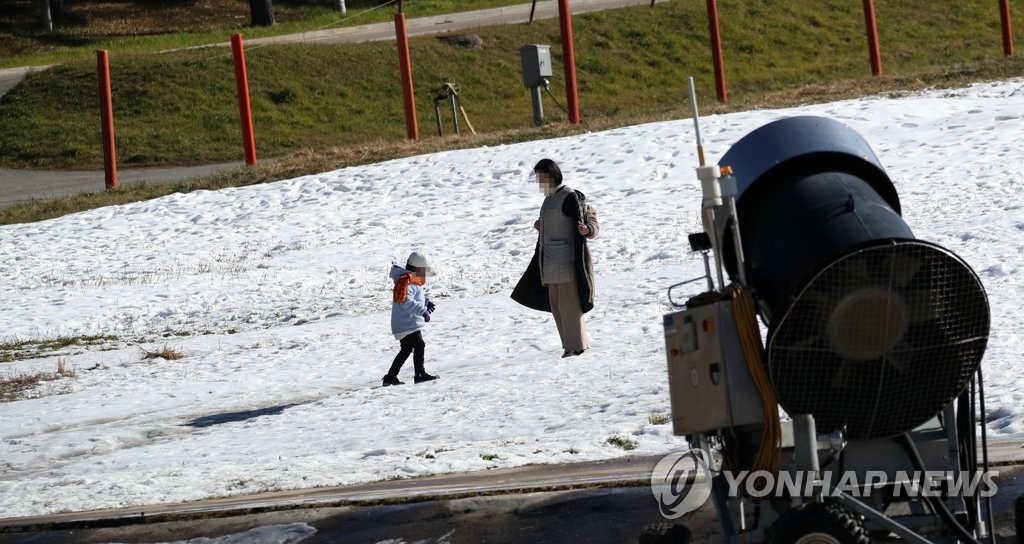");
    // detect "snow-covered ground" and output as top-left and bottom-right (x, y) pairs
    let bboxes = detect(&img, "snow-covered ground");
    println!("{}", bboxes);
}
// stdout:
(1, 79), (1022, 520)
